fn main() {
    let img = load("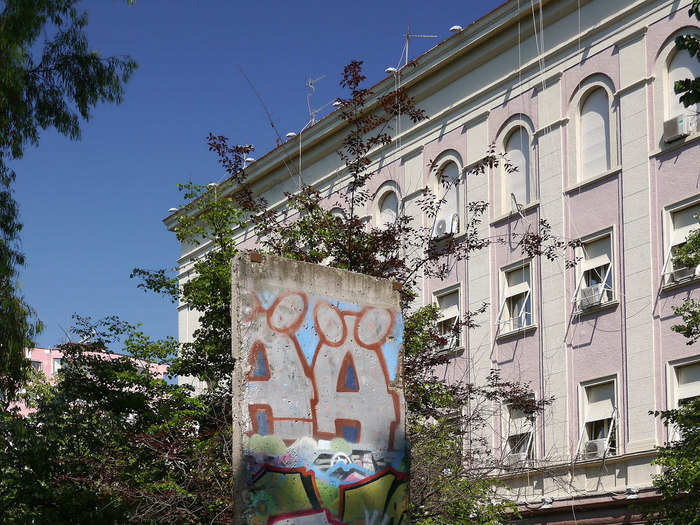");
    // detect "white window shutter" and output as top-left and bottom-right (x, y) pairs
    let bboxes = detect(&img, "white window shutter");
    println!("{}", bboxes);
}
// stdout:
(379, 192), (398, 226)
(671, 204), (700, 247)
(505, 128), (530, 209)
(586, 381), (615, 422)
(437, 290), (459, 321)
(677, 362), (700, 400)
(438, 162), (460, 222)
(505, 264), (530, 294)
(580, 89), (611, 179)
(507, 406), (531, 436)
(668, 49), (700, 118)
(581, 236), (612, 272)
